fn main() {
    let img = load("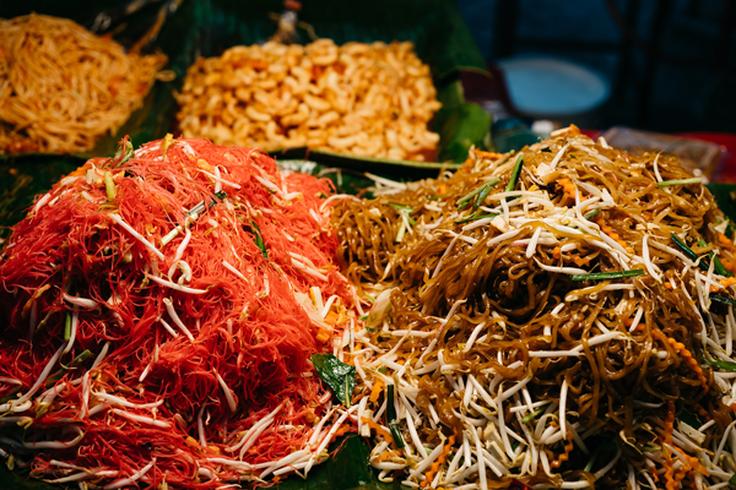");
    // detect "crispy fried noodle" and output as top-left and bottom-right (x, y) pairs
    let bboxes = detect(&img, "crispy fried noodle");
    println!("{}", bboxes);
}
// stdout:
(333, 126), (736, 489)
(0, 14), (166, 154)
(177, 39), (440, 161)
